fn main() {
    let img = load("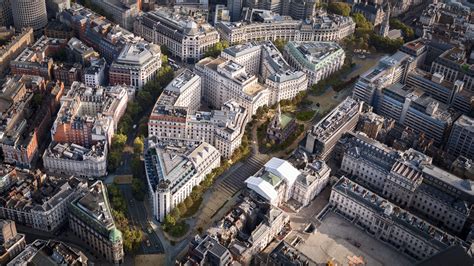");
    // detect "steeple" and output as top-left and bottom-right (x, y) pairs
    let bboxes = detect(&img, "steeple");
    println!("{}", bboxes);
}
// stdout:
(274, 103), (282, 127)
(379, 1), (390, 37)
